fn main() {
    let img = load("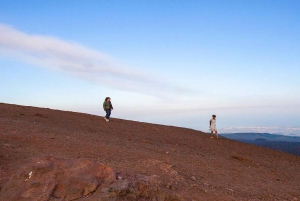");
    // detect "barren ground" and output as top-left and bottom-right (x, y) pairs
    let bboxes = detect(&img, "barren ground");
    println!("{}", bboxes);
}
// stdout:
(0, 103), (299, 200)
